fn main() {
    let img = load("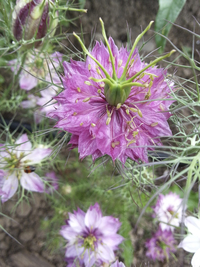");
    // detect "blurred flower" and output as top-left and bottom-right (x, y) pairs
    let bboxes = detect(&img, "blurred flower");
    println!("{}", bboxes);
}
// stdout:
(110, 260), (126, 267)
(153, 192), (185, 231)
(178, 216), (200, 267)
(44, 171), (59, 193)
(9, 50), (62, 91)
(145, 227), (176, 261)
(12, 0), (58, 47)
(0, 134), (52, 202)
(60, 203), (123, 267)
(49, 21), (174, 164)
(20, 94), (39, 108)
